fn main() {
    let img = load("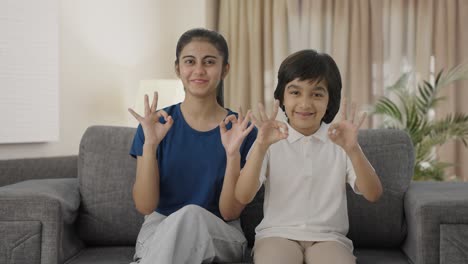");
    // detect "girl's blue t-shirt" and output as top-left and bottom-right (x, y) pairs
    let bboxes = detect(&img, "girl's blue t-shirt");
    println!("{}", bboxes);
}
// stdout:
(129, 103), (257, 218)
